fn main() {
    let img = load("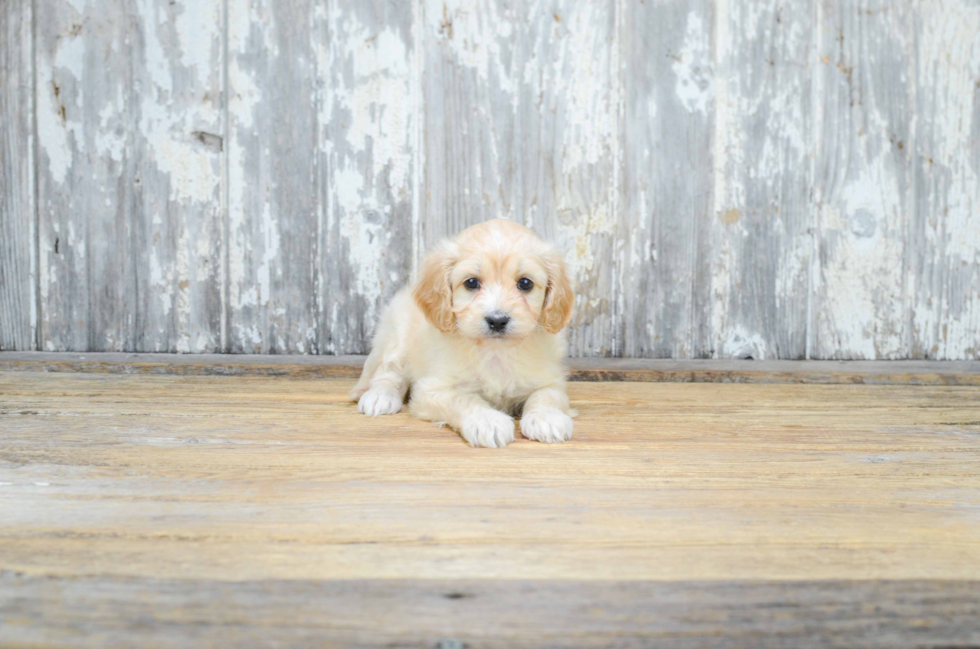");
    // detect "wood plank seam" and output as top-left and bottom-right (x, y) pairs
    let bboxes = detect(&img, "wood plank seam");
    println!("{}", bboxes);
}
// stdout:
(0, 353), (978, 385)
